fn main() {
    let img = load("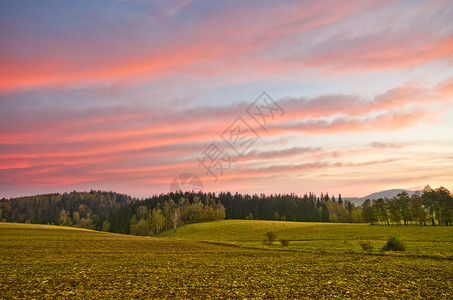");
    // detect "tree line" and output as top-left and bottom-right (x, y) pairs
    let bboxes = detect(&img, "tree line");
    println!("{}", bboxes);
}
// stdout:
(106, 191), (225, 235)
(1, 190), (364, 235)
(0, 190), (226, 235)
(362, 186), (453, 225)
(2, 185), (450, 235)
(217, 191), (362, 223)
(0, 190), (131, 229)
